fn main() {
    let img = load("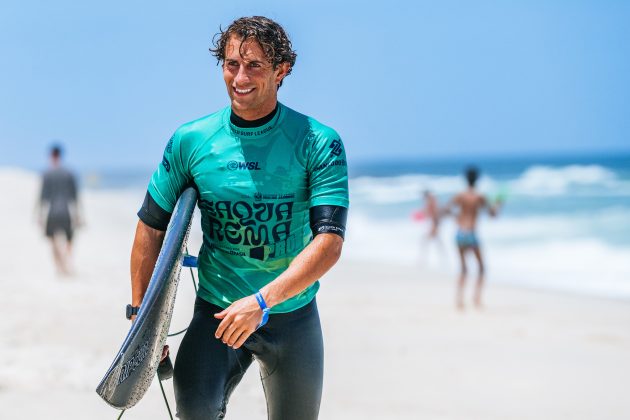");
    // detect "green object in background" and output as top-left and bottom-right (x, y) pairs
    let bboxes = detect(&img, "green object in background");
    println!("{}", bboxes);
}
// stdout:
(494, 184), (509, 204)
